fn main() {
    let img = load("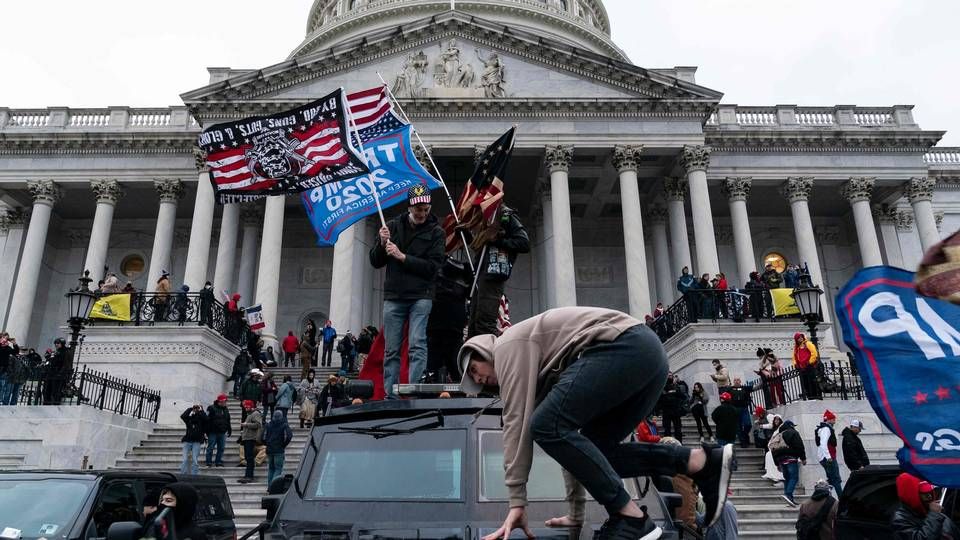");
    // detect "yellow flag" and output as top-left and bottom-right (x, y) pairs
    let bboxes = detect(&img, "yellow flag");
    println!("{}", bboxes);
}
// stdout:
(771, 288), (801, 316)
(89, 294), (131, 321)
